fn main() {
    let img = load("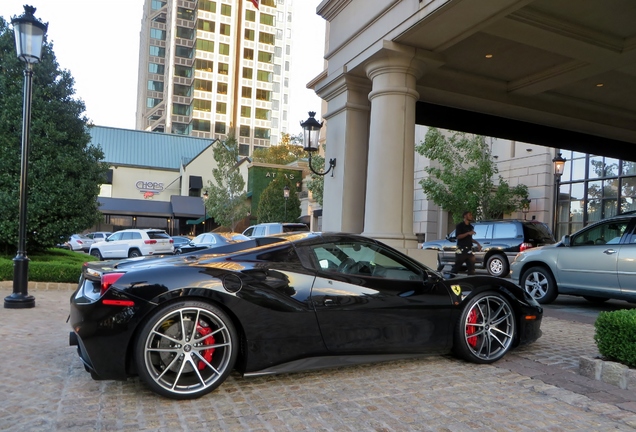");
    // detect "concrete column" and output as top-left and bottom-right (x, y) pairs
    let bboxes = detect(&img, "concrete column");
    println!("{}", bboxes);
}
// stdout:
(317, 75), (372, 233)
(362, 52), (425, 249)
